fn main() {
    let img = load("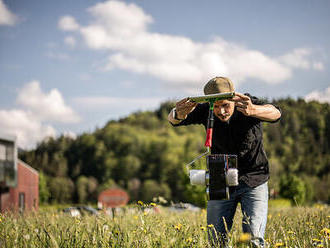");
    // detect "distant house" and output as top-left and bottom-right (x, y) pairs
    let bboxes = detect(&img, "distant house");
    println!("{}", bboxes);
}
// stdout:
(98, 188), (129, 209)
(0, 135), (39, 213)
